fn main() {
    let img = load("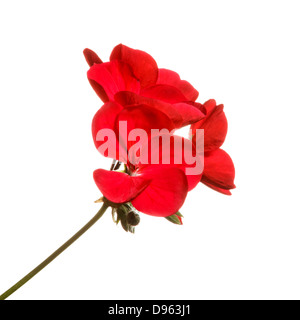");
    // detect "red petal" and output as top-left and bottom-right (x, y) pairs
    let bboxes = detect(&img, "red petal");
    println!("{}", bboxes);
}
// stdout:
(187, 101), (207, 116)
(87, 60), (140, 102)
(92, 102), (127, 161)
(137, 134), (203, 191)
(110, 44), (158, 88)
(132, 167), (188, 217)
(115, 91), (204, 128)
(93, 169), (150, 203)
(171, 102), (205, 127)
(191, 99), (228, 152)
(116, 104), (175, 155)
(157, 68), (199, 101)
(115, 91), (182, 127)
(201, 183), (232, 195)
(202, 149), (235, 194)
(88, 79), (109, 102)
(141, 84), (187, 104)
(83, 48), (103, 66)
